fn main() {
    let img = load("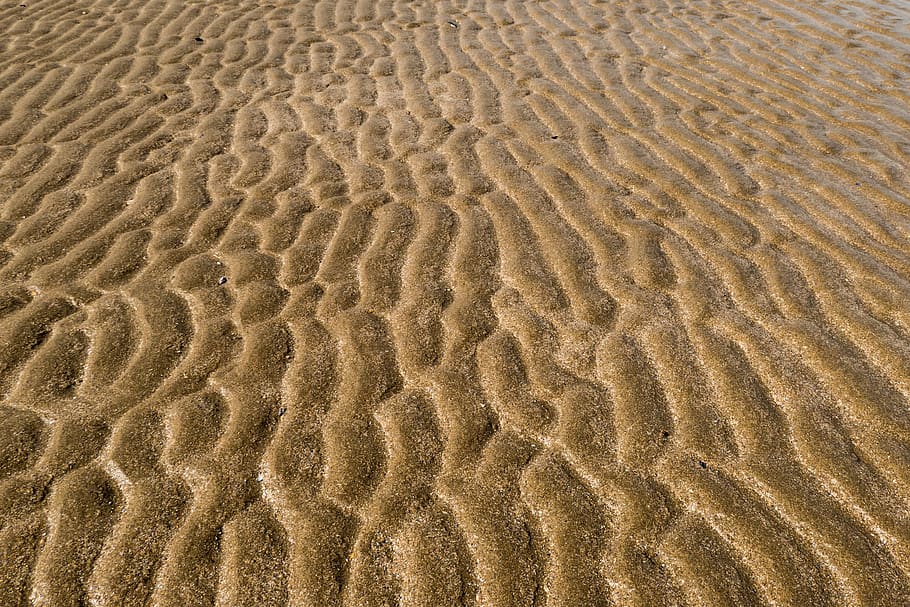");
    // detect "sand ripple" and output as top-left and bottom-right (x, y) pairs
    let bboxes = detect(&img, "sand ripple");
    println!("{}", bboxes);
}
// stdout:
(1, 0), (910, 605)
